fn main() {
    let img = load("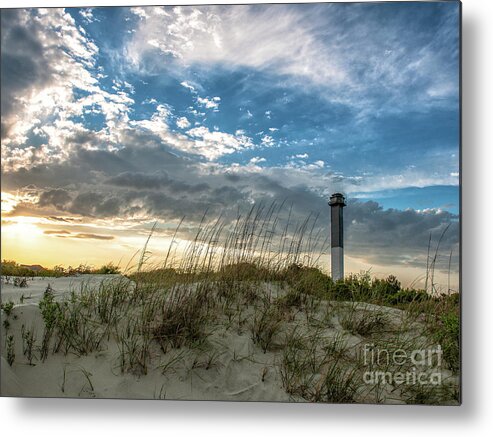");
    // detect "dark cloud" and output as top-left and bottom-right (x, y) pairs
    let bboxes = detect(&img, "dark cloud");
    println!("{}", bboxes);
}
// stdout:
(44, 230), (71, 235)
(72, 233), (114, 240)
(105, 171), (210, 193)
(38, 189), (72, 209)
(2, 139), (458, 272)
(224, 173), (241, 182)
(0, 10), (53, 138)
(43, 229), (114, 240)
(344, 200), (459, 270)
(47, 216), (73, 223)
(68, 192), (121, 218)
